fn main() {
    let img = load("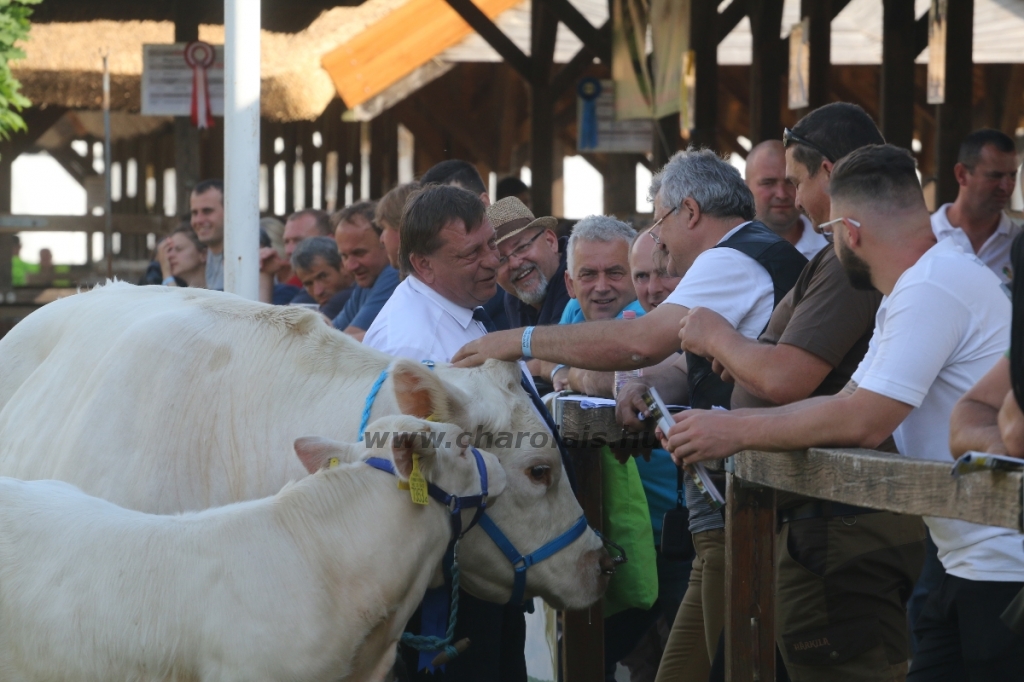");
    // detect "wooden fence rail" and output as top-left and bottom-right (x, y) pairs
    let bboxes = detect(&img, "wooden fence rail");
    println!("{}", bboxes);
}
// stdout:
(555, 398), (1024, 682)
